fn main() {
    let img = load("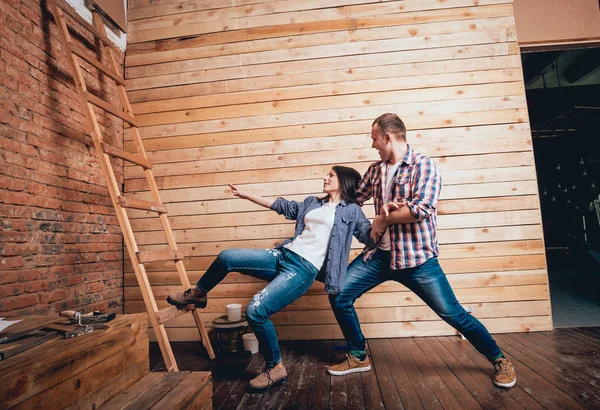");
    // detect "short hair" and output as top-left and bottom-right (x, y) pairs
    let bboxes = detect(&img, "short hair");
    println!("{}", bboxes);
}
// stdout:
(372, 113), (406, 141)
